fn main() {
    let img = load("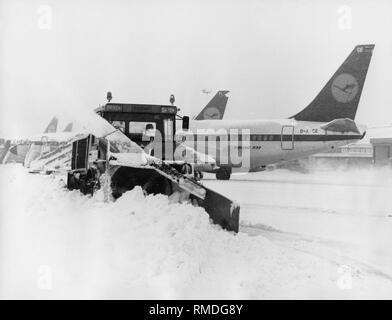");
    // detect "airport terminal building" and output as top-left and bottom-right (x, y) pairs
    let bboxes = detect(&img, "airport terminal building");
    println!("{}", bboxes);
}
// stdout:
(310, 126), (392, 168)
(371, 136), (392, 166)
